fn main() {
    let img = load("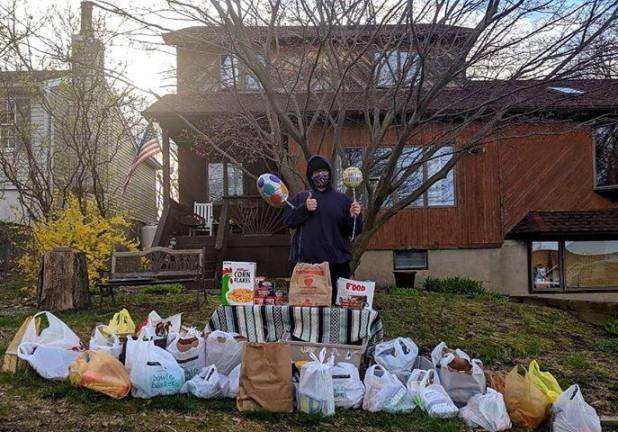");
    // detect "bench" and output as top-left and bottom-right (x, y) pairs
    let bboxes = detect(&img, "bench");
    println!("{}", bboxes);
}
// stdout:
(97, 246), (206, 303)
